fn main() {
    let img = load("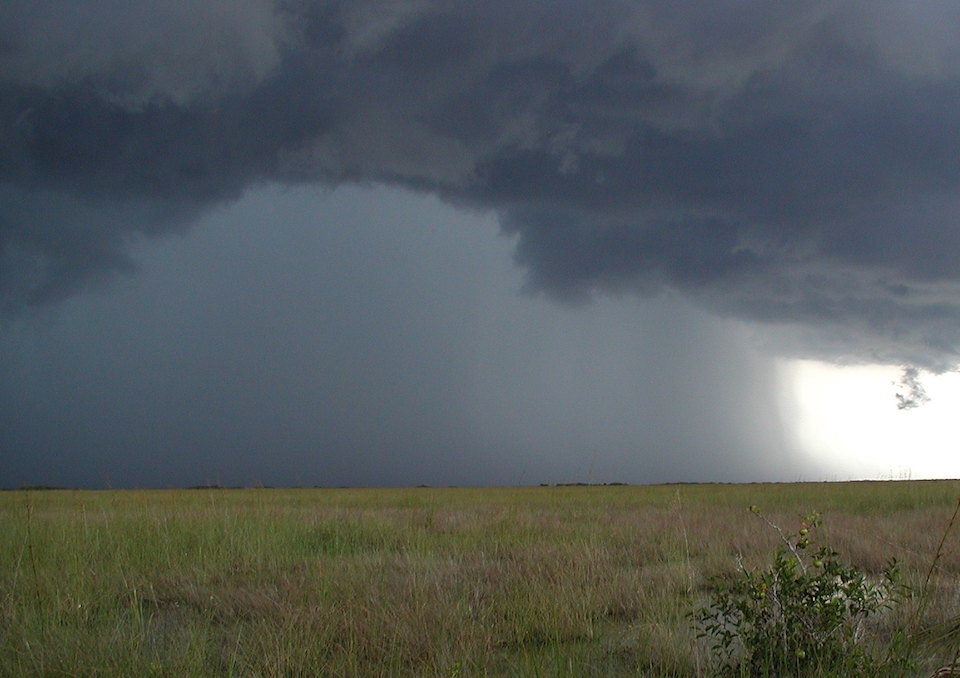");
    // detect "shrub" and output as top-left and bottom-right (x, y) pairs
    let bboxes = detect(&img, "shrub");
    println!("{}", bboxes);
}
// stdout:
(694, 509), (908, 677)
